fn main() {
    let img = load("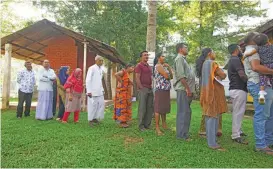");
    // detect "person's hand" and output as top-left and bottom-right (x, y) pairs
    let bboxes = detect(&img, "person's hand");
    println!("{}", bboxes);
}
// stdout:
(69, 95), (73, 101)
(242, 55), (246, 61)
(186, 88), (193, 97)
(138, 86), (143, 91)
(215, 76), (222, 81)
(117, 82), (122, 88)
(163, 63), (170, 67)
(87, 93), (92, 98)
